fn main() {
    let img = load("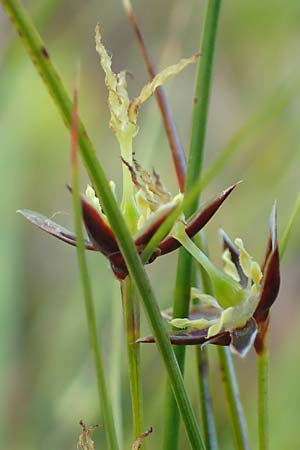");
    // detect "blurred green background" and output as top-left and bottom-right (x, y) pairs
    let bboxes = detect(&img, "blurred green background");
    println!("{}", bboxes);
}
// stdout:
(1, 1), (299, 449)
